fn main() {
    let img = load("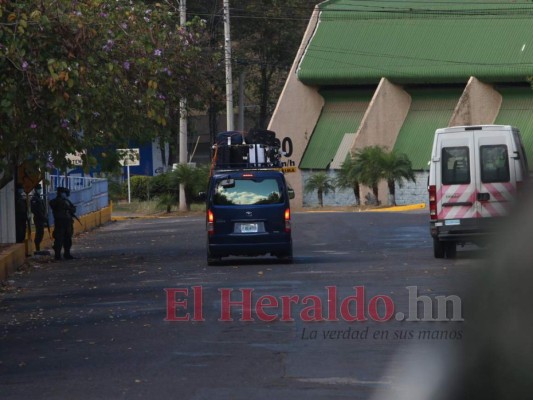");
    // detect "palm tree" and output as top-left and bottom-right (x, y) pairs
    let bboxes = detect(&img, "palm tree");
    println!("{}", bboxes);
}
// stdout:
(304, 172), (335, 207)
(381, 151), (416, 206)
(353, 146), (385, 205)
(335, 156), (361, 206)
